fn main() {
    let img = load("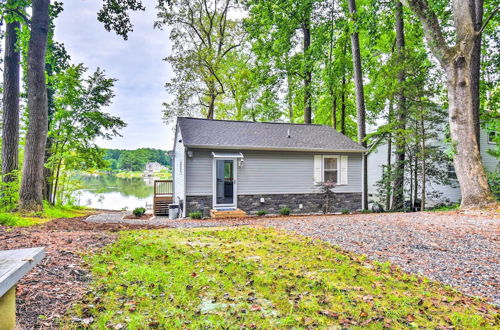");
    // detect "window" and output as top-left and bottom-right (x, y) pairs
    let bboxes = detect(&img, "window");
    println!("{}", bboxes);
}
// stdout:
(447, 163), (457, 180)
(323, 157), (339, 183)
(488, 131), (498, 144)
